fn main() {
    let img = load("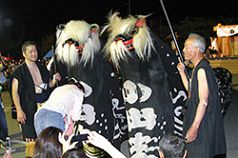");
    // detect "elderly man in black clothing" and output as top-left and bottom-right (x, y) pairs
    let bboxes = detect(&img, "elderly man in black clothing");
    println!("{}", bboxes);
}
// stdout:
(177, 33), (226, 158)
